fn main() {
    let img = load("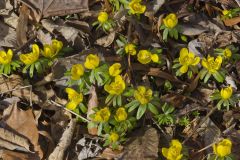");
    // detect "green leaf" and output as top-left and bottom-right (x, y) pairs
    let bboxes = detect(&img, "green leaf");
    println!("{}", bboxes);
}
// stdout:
(160, 25), (166, 30)
(125, 100), (139, 108)
(97, 123), (103, 136)
(173, 28), (178, 39)
(204, 72), (211, 83)
(199, 69), (208, 80)
(148, 103), (159, 115)
(0, 65), (4, 74)
(79, 103), (87, 113)
(128, 102), (140, 113)
(105, 94), (114, 104)
(117, 95), (122, 106)
(172, 63), (181, 69)
(34, 61), (42, 74)
(216, 99), (224, 110)
(213, 72), (224, 83)
(163, 28), (169, 41)
(22, 64), (30, 74)
(29, 64), (35, 78)
(113, 95), (117, 107)
(136, 104), (147, 120)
